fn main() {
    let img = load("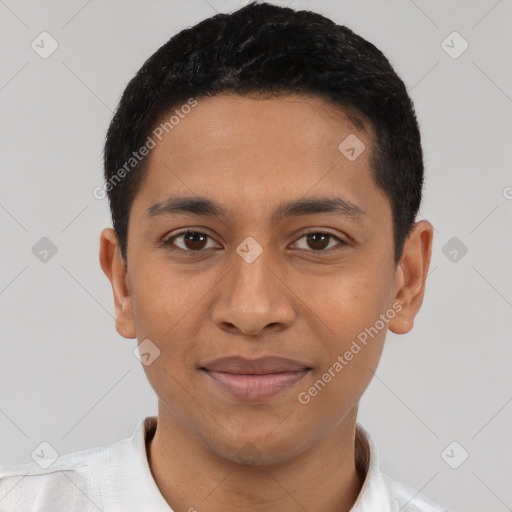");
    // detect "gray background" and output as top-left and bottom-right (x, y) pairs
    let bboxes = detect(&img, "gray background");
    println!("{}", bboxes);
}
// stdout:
(1, 1), (511, 511)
